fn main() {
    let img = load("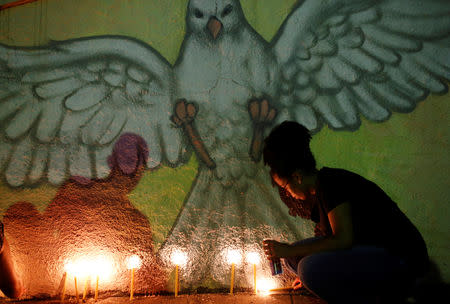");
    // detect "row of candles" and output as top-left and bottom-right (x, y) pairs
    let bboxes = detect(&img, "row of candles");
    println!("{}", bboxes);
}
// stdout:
(61, 254), (141, 302)
(61, 249), (279, 302)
